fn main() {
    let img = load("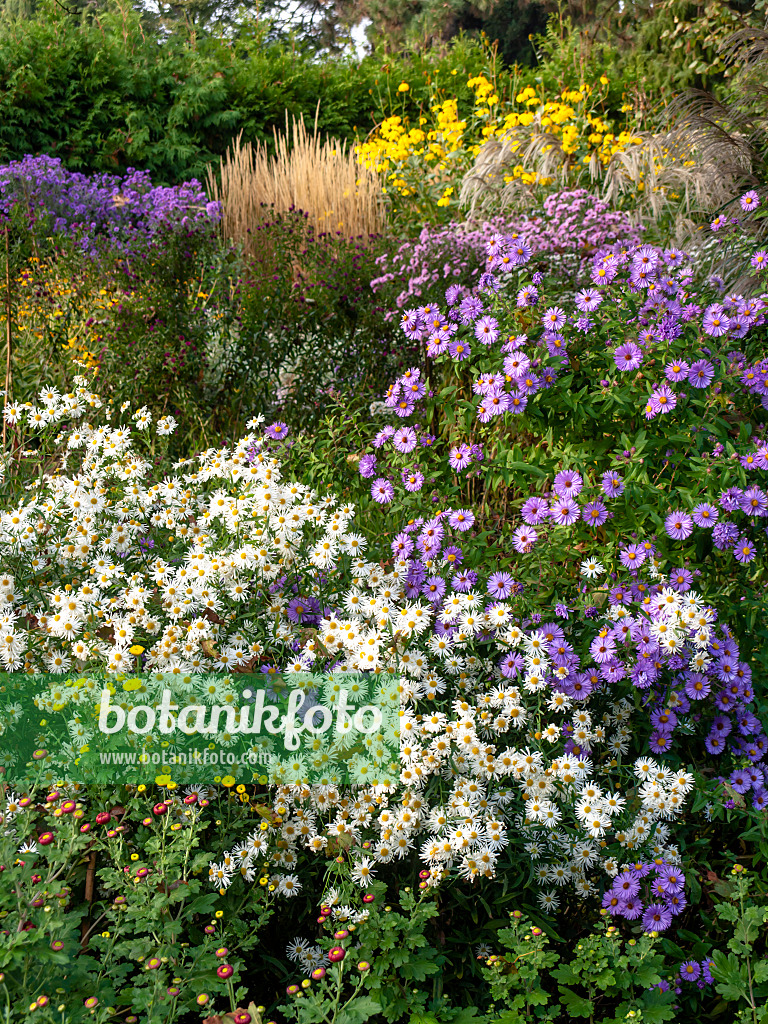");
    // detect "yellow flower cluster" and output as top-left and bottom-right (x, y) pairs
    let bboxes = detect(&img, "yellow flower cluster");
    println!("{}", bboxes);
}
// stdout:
(356, 72), (644, 223)
(7, 259), (122, 374)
